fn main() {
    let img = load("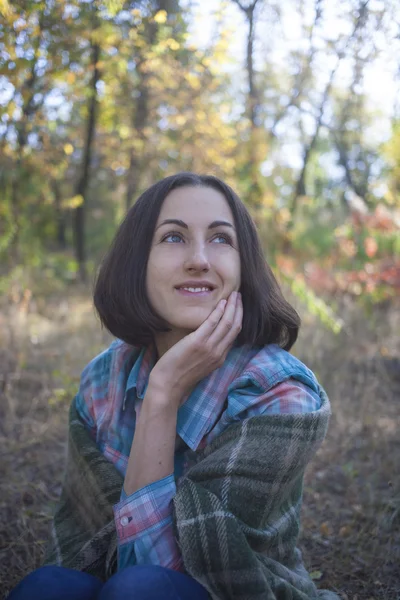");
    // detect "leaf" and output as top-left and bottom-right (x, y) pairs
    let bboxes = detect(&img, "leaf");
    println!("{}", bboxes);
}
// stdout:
(277, 269), (344, 334)
(63, 143), (74, 155)
(309, 570), (323, 581)
(319, 522), (330, 537)
(154, 10), (167, 24)
(364, 236), (378, 258)
(105, 0), (124, 16)
(61, 195), (84, 209)
(0, 0), (13, 19)
(339, 525), (352, 537)
(166, 38), (180, 51)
